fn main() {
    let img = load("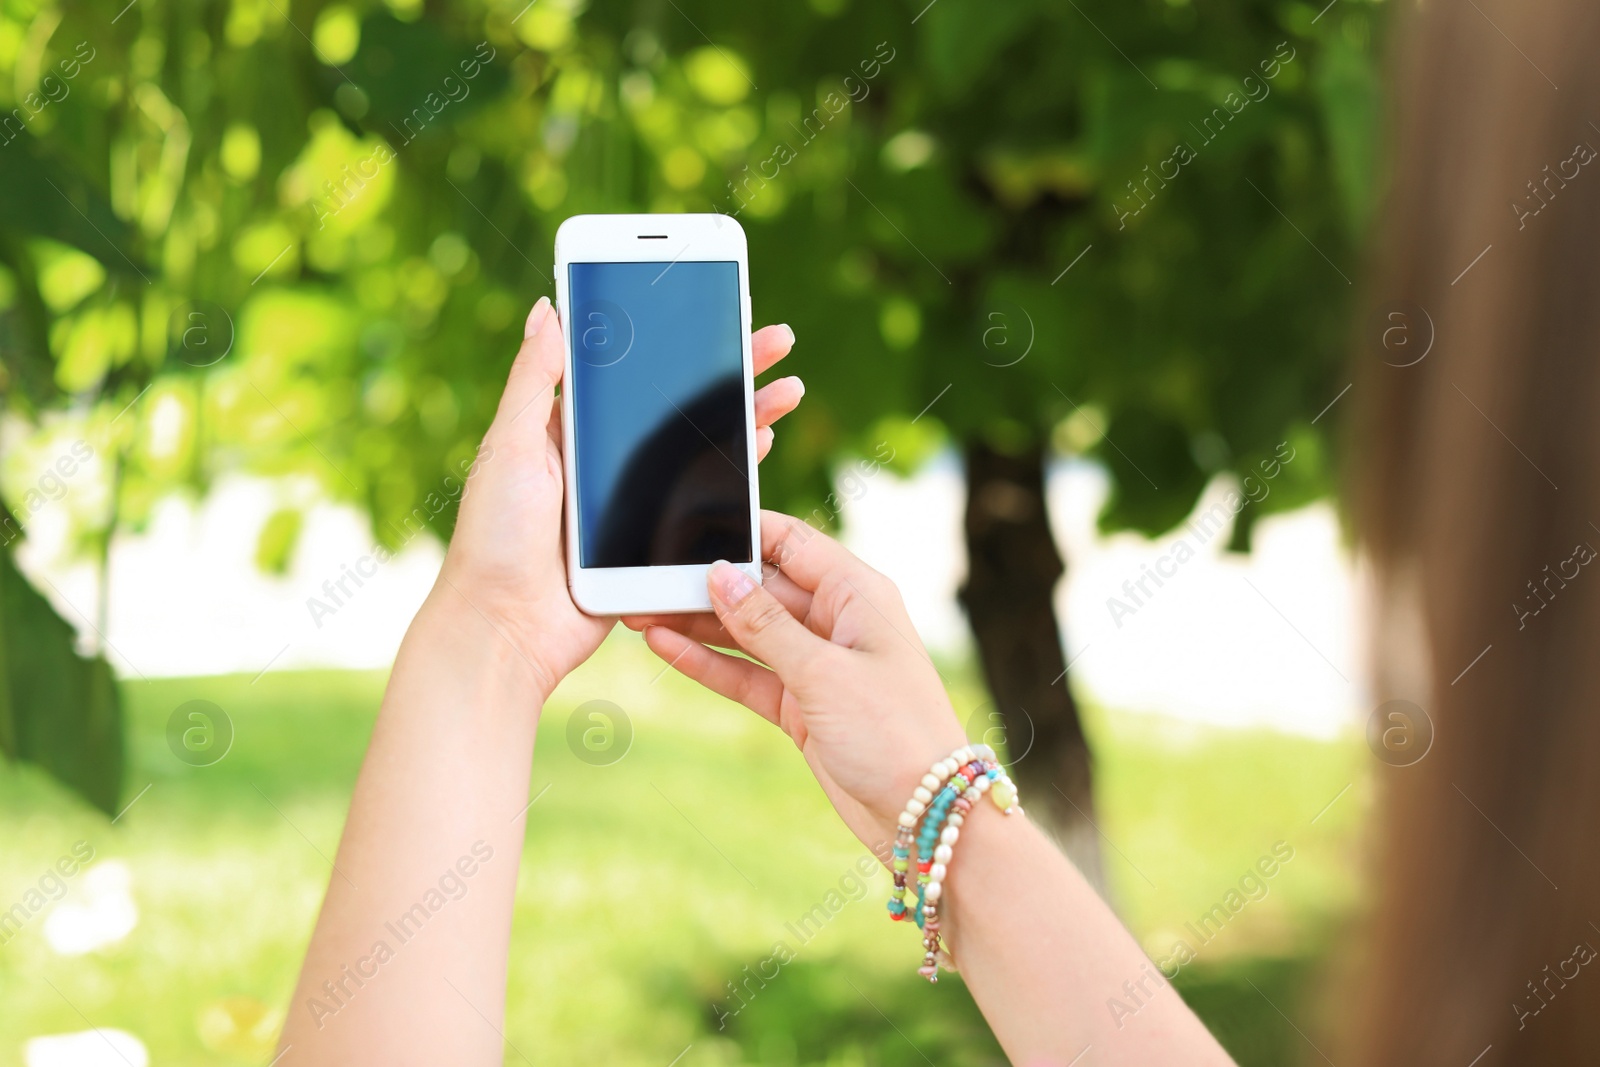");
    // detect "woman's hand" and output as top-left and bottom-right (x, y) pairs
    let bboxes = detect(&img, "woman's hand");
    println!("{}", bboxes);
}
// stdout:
(437, 298), (805, 700)
(627, 512), (968, 851)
